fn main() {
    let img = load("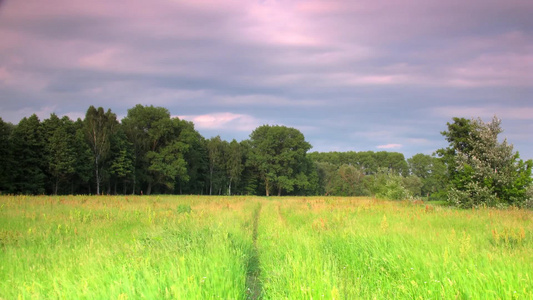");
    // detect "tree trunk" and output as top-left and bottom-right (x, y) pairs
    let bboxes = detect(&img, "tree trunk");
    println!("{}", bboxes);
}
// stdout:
(147, 181), (152, 195)
(278, 185), (282, 196)
(228, 179), (232, 196)
(54, 178), (59, 195)
(95, 156), (100, 195)
(265, 178), (270, 196)
(132, 173), (136, 195)
(209, 168), (213, 195)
